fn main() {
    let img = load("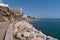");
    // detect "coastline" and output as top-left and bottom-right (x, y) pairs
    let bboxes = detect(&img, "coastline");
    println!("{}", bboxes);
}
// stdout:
(0, 5), (58, 40)
(4, 21), (58, 40)
(27, 18), (40, 23)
